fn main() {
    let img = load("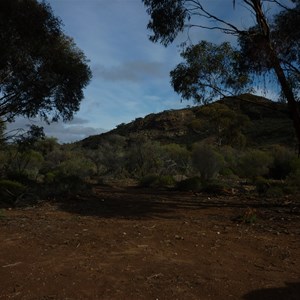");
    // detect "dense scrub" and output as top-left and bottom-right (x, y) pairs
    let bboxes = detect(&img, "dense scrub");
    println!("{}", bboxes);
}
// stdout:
(1, 127), (299, 208)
